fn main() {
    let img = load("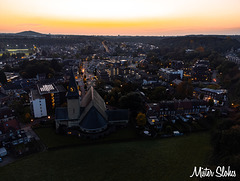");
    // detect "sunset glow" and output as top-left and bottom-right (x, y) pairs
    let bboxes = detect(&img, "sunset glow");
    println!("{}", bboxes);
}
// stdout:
(1, 0), (240, 35)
